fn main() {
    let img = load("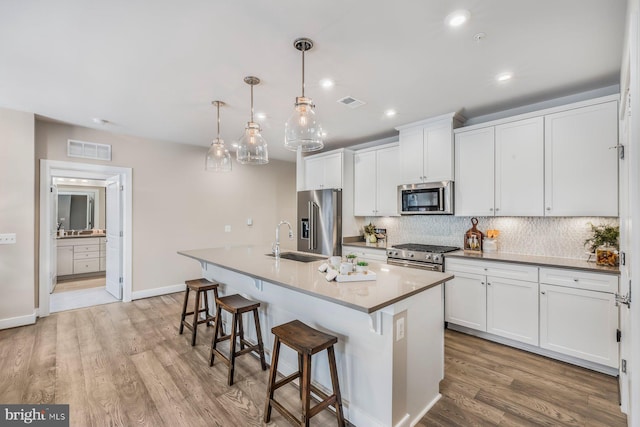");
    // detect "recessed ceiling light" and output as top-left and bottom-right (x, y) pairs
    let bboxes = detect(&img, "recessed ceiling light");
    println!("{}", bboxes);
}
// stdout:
(256, 112), (267, 120)
(384, 109), (397, 117)
(446, 10), (470, 27)
(320, 78), (334, 89)
(496, 72), (513, 82)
